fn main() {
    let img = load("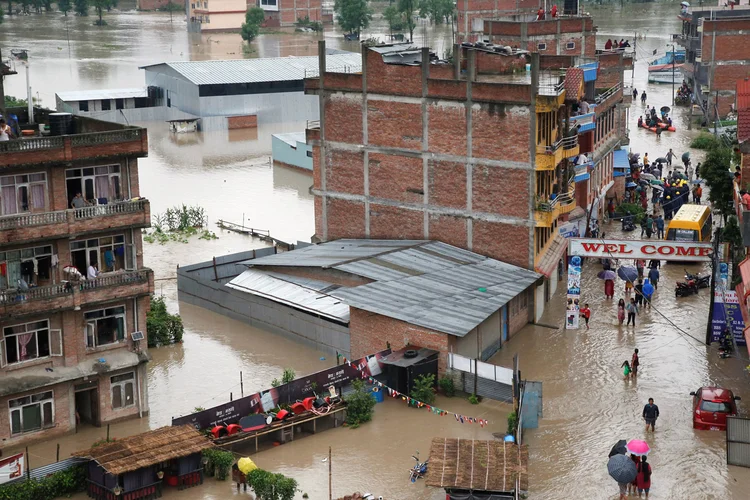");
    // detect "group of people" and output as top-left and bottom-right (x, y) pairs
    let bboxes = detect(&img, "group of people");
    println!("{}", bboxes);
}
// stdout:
(536, 4), (558, 20)
(637, 106), (673, 129)
(605, 39), (631, 50)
